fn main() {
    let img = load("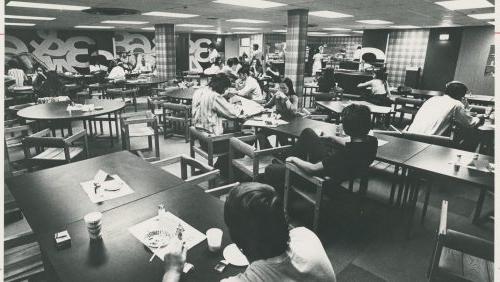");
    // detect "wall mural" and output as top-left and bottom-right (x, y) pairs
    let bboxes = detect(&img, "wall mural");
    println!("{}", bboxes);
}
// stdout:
(189, 35), (224, 72)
